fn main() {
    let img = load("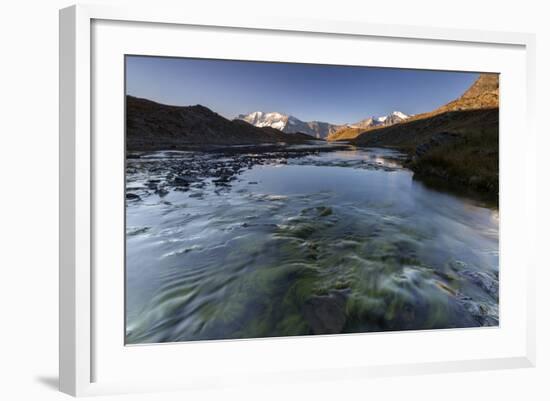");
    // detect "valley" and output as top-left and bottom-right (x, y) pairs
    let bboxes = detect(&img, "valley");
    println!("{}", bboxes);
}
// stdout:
(127, 73), (498, 199)
(124, 57), (500, 344)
